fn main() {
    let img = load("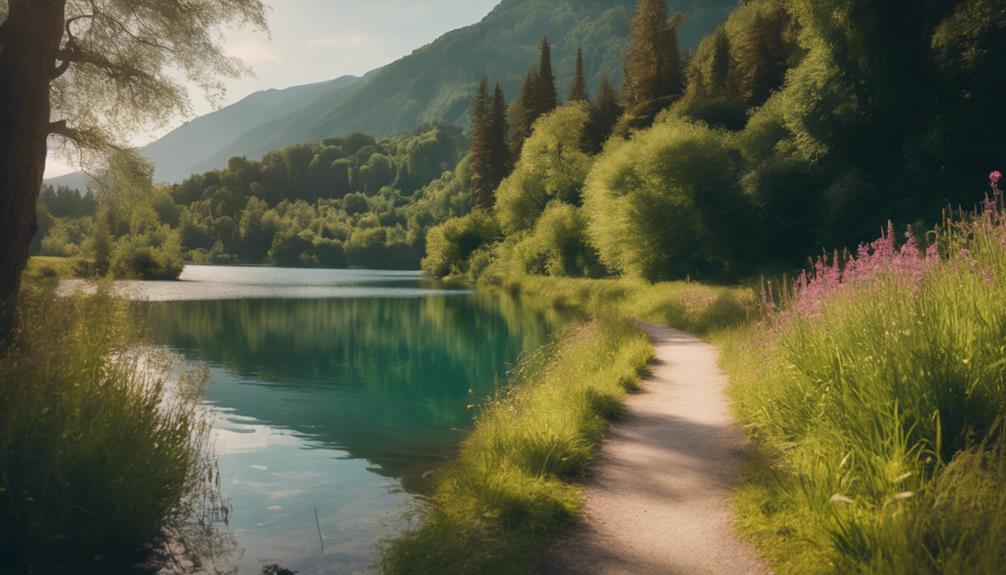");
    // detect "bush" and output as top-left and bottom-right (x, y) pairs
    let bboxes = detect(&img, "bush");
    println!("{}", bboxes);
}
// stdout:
(110, 225), (185, 280)
(584, 120), (751, 281)
(0, 286), (216, 572)
(422, 210), (501, 278)
(504, 204), (605, 278)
